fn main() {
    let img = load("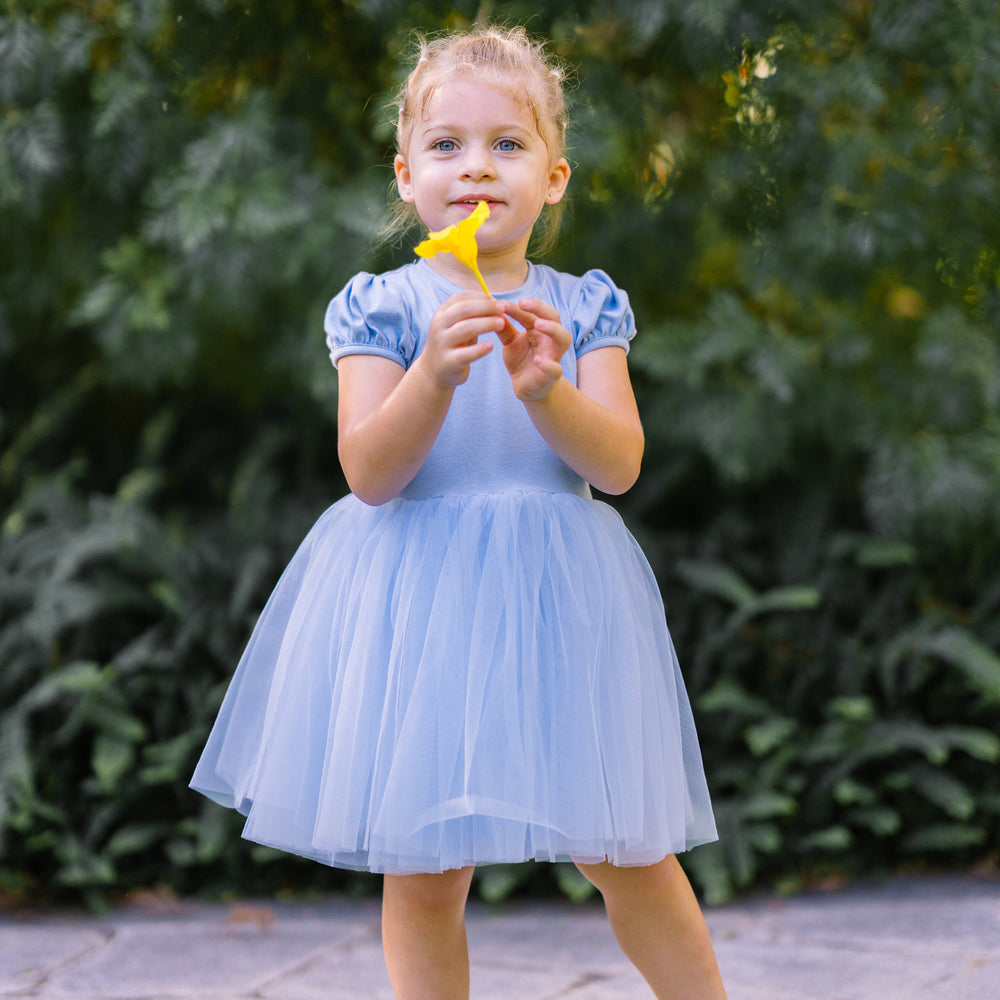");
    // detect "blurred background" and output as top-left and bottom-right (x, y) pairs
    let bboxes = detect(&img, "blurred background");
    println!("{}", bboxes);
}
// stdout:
(1, 0), (998, 911)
